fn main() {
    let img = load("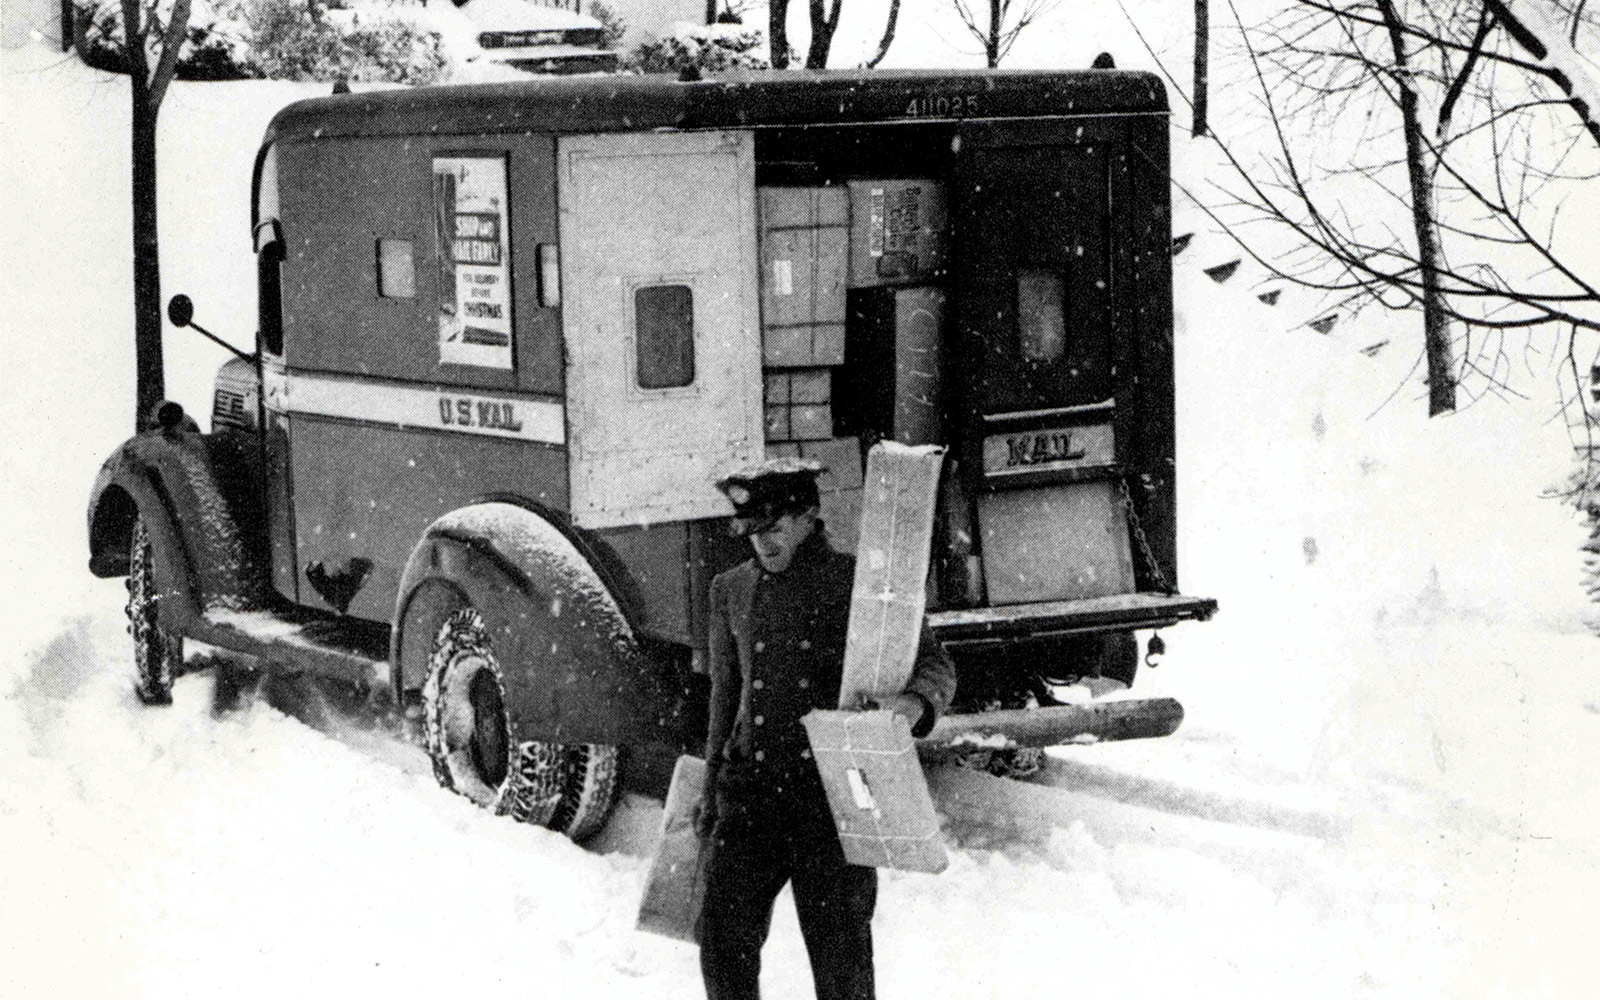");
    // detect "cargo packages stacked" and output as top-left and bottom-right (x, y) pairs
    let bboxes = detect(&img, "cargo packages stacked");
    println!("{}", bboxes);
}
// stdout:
(759, 186), (847, 450)
(758, 181), (949, 551)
